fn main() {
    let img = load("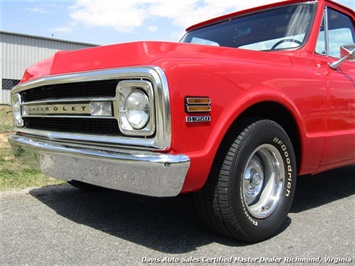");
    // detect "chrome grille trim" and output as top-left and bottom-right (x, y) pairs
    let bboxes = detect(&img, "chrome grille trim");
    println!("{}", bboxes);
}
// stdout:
(12, 66), (171, 151)
(21, 97), (115, 105)
(22, 98), (115, 118)
(16, 131), (162, 150)
(23, 115), (116, 119)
